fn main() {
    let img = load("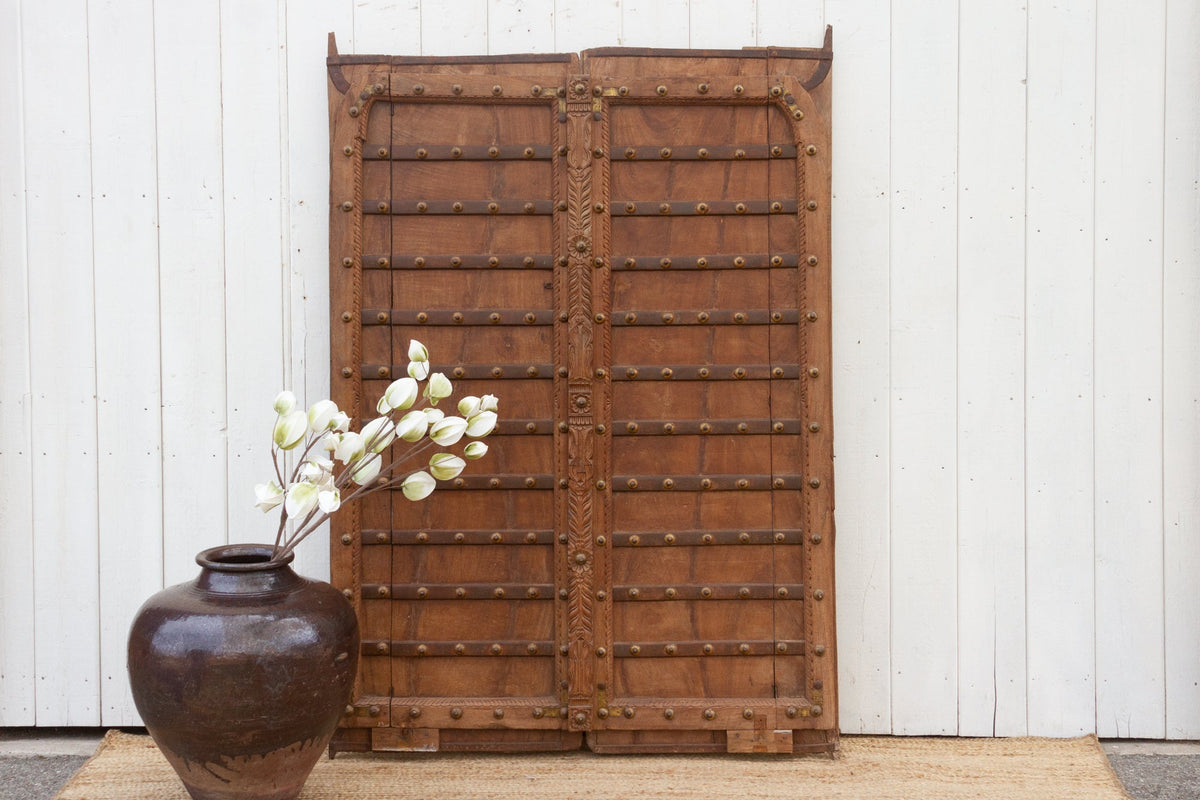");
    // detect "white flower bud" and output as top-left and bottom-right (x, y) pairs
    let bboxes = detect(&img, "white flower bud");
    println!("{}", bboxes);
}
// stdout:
(407, 360), (430, 381)
(465, 410), (498, 438)
(254, 481), (285, 512)
(463, 441), (489, 460)
(424, 372), (453, 405)
(361, 417), (396, 453)
(334, 431), (366, 464)
(457, 395), (481, 417)
(307, 399), (339, 432)
(318, 487), (341, 513)
(272, 410), (308, 450)
(428, 416), (468, 446)
(383, 377), (419, 411)
(429, 453), (466, 481)
(401, 470), (436, 501)
(395, 410), (428, 442)
(350, 454), (382, 485)
(284, 481), (320, 518)
(273, 391), (297, 415)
